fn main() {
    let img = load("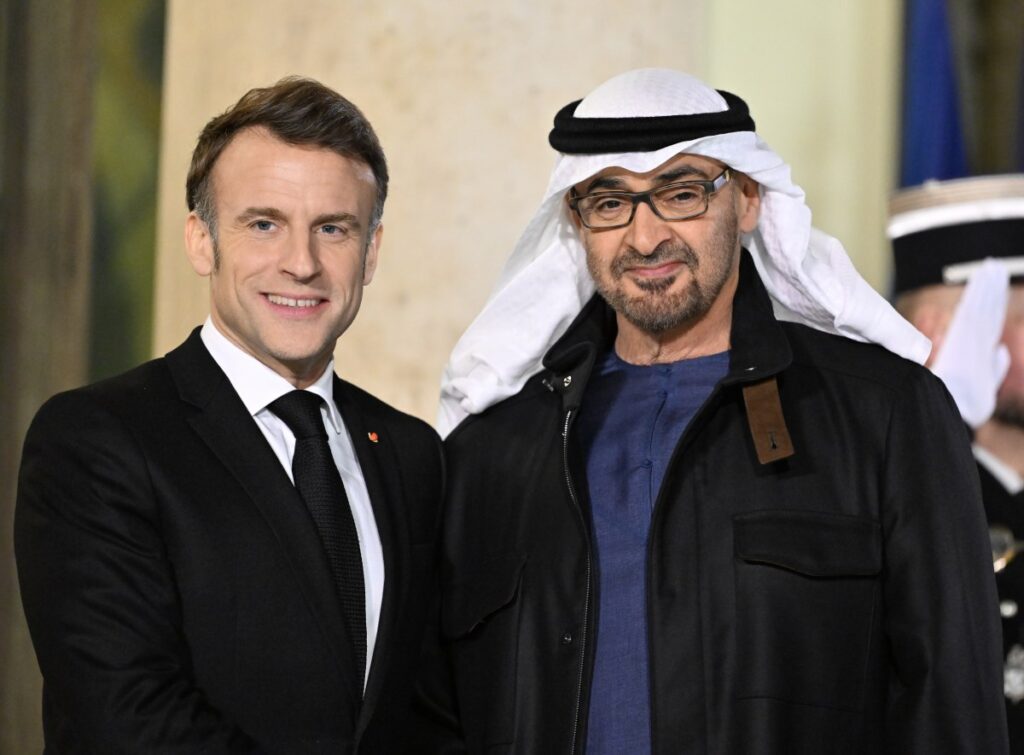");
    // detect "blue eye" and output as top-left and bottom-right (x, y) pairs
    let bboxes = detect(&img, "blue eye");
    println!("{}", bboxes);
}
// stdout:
(253, 220), (275, 232)
(321, 224), (341, 235)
